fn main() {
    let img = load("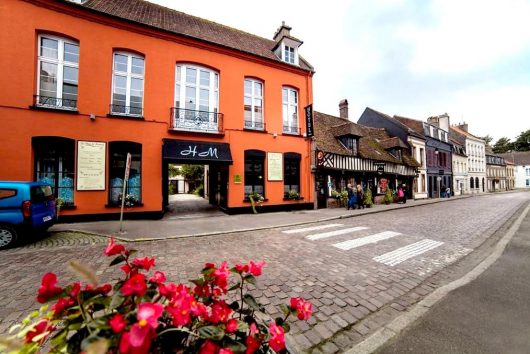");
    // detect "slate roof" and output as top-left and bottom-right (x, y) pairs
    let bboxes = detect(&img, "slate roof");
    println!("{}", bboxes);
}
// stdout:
(498, 151), (530, 165)
(378, 137), (408, 150)
(314, 112), (420, 167)
(67, 0), (314, 71)
(449, 127), (466, 146)
(450, 125), (483, 141)
(393, 115), (425, 137)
